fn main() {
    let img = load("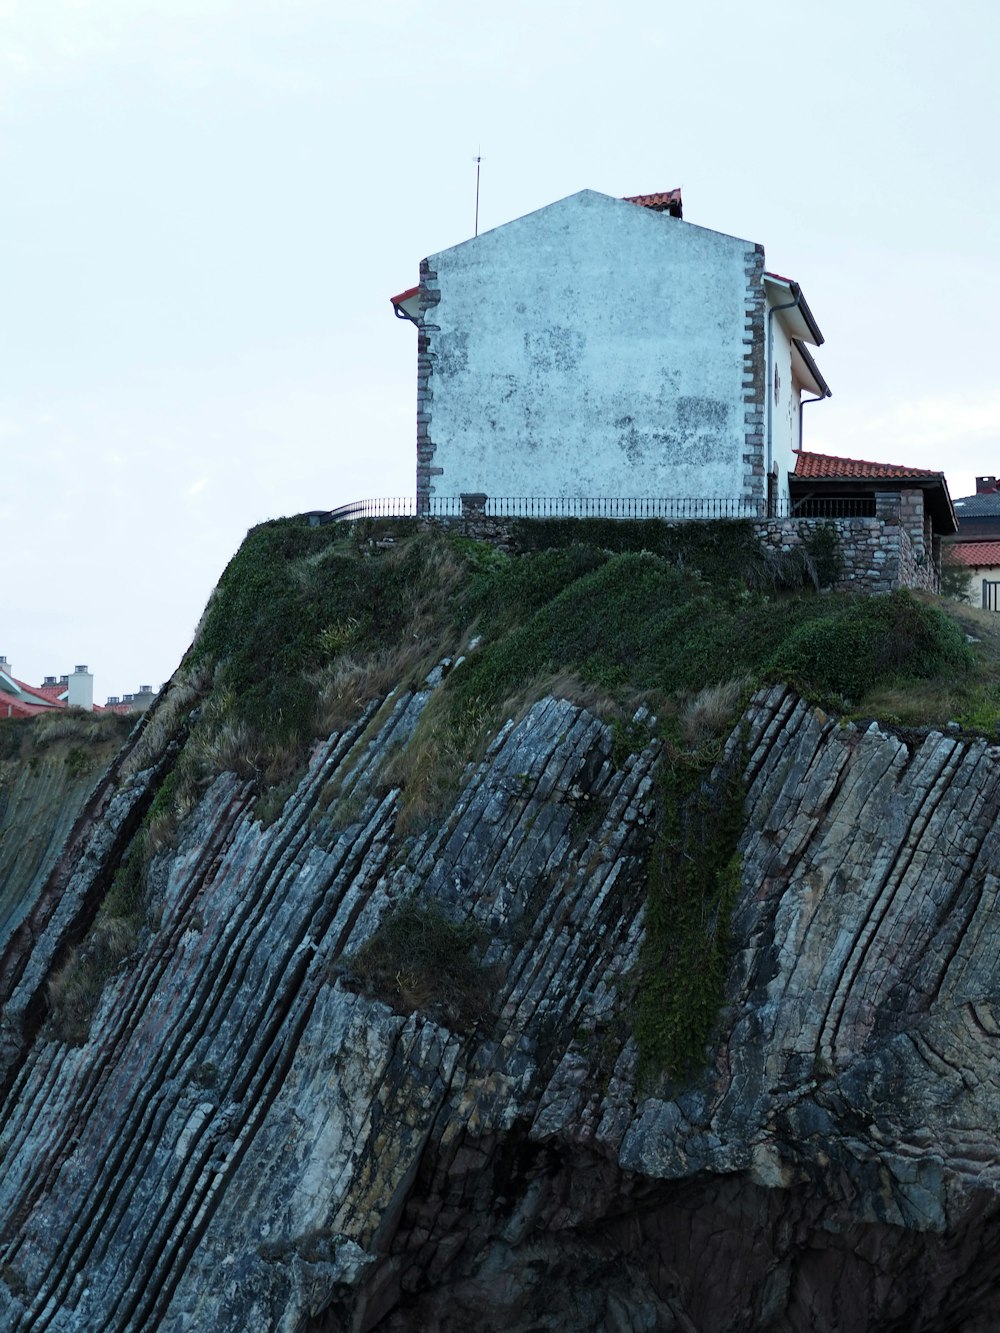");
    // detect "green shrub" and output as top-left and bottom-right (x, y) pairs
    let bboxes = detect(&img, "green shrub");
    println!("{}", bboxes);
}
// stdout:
(799, 520), (842, 588)
(768, 591), (974, 704)
(632, 740), (745, 1086)
(344, 898), (498, 1031)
